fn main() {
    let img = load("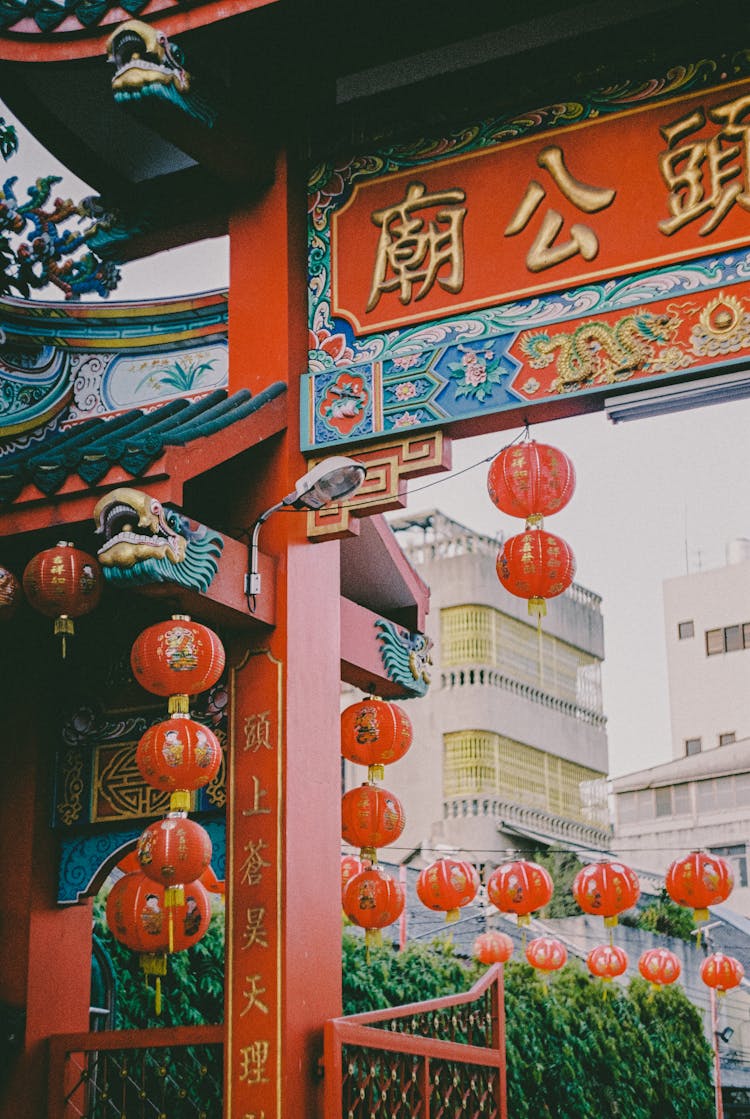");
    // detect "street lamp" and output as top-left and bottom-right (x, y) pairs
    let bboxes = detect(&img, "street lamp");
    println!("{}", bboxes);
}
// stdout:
(245, 455), (366, 611)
